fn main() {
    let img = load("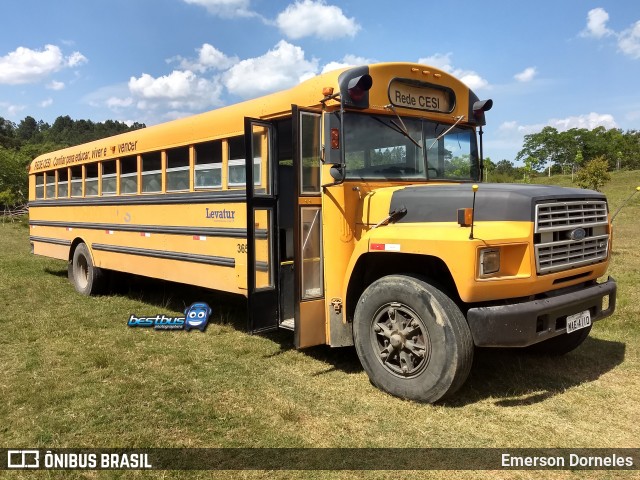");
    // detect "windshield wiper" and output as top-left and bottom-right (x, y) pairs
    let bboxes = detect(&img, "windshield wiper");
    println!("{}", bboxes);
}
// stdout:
(427, 115), (465, 150)
(378, 104), (422, 149)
